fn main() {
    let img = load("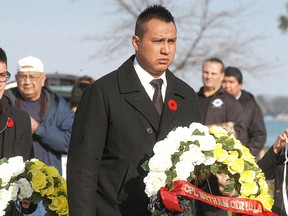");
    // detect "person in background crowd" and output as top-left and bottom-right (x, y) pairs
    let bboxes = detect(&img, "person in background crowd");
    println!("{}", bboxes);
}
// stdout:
(0, 48), (35, 215)
(197, 58), (247, 143)
(70, 75), (94, 112)
(258, 128), (288, 216)
(5, 56), (74, 215)
(222, 66), (266, 158)
(67, 5), (201, 216)
(196, 58), (247, 216)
